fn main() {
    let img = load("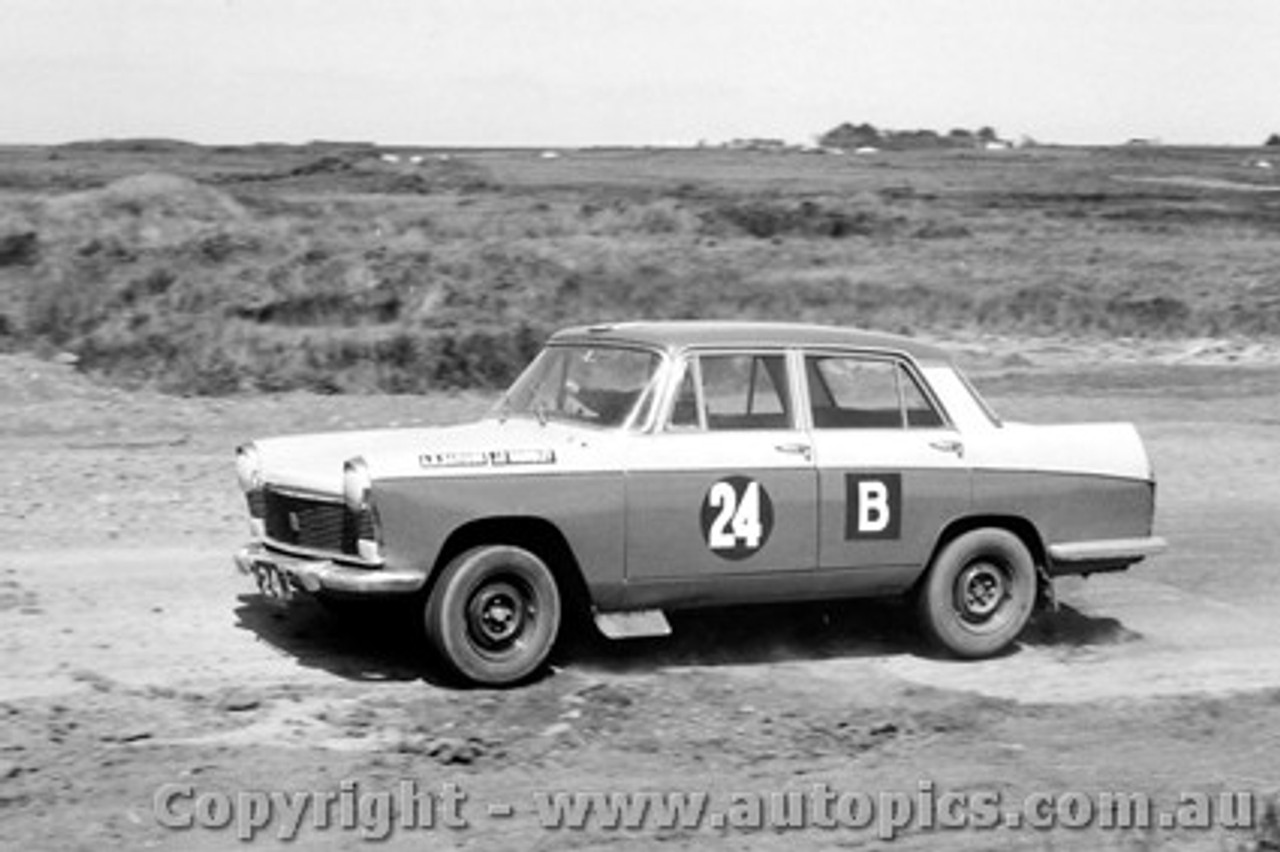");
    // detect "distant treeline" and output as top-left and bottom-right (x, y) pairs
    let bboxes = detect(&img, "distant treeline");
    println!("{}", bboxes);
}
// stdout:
(819, 123), (1005, 151)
